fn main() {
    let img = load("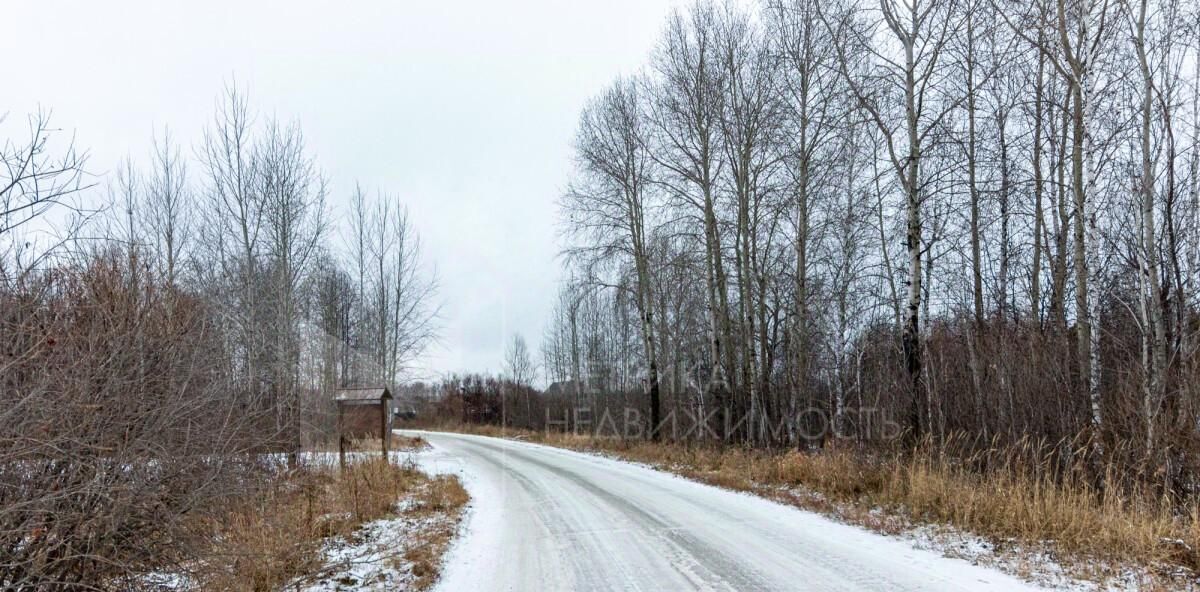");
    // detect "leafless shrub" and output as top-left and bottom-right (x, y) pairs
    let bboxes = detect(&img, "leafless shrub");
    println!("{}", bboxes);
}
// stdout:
(0, 250), (277, 587)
